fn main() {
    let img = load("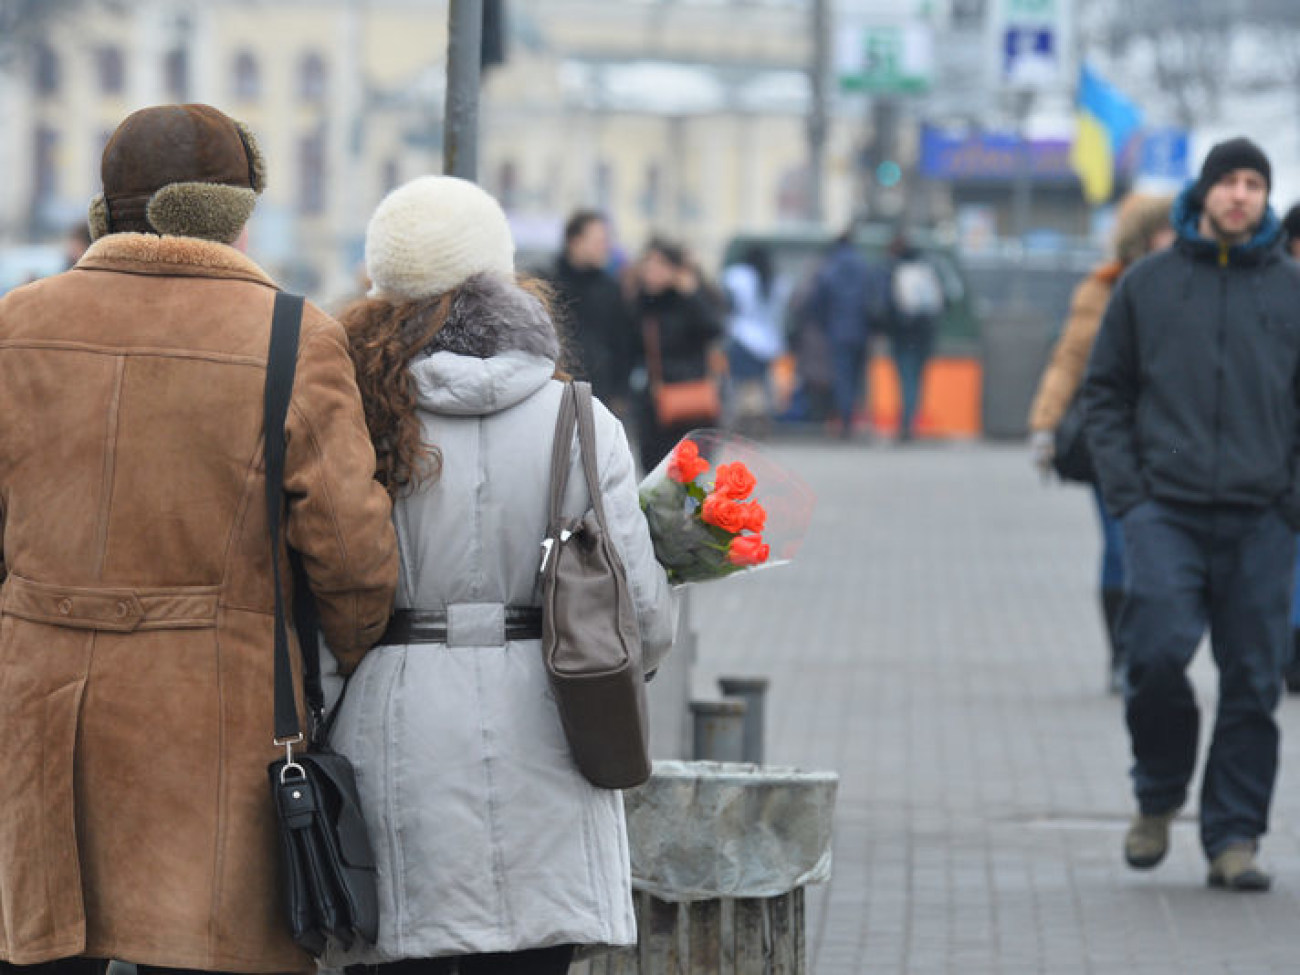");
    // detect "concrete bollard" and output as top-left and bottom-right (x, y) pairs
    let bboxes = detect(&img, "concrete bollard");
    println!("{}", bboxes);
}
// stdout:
(717, 676), (769, 765)
(689, 699), (746, 762)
